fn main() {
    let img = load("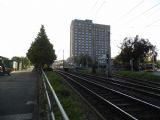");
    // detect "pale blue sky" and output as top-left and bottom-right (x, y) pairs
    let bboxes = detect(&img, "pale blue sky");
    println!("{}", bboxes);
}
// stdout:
(0, 0), (160, 60)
